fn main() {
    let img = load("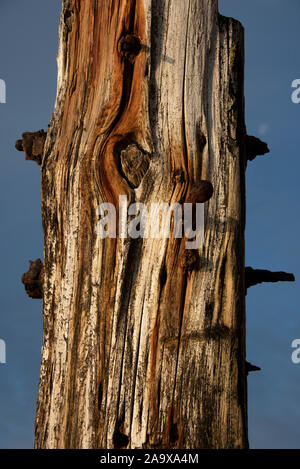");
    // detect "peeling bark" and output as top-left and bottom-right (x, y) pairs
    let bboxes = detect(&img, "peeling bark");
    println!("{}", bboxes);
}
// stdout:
(35, 0), (248, 449)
